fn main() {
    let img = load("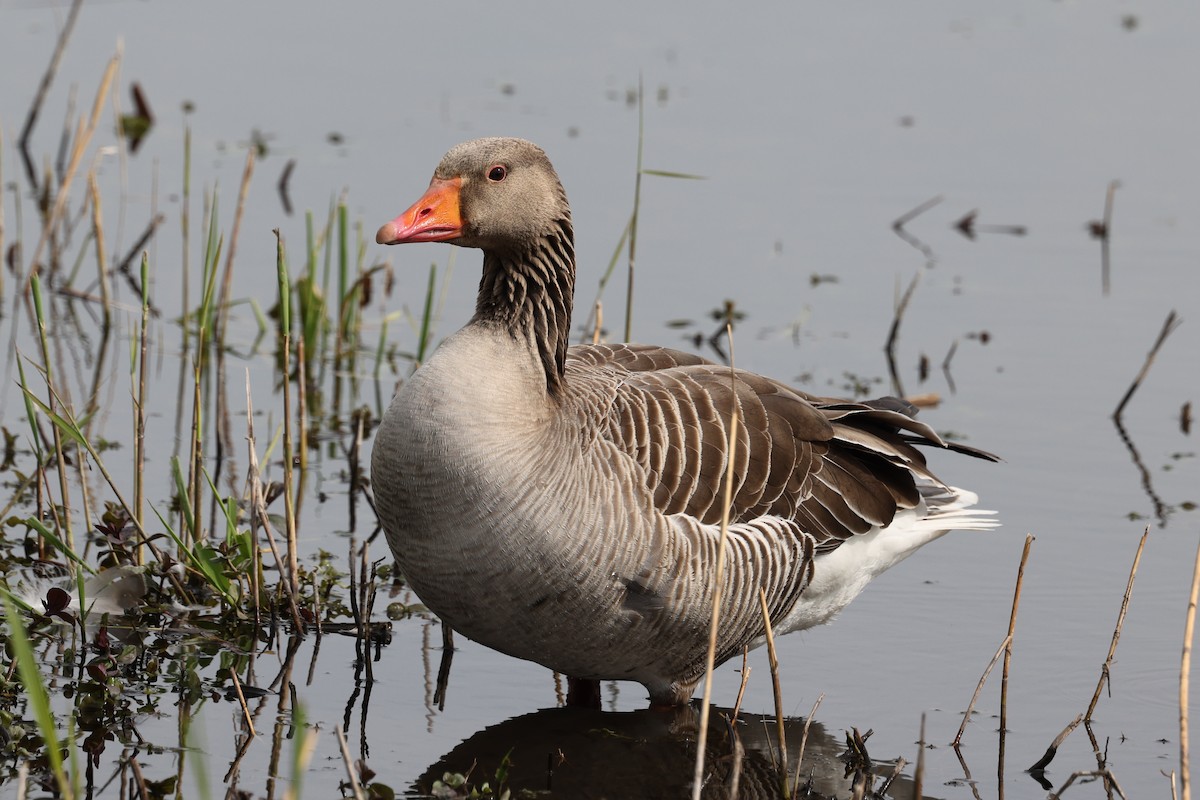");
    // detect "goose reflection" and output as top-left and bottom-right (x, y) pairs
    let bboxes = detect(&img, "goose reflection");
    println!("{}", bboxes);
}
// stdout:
(410, 703), (932, 799)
